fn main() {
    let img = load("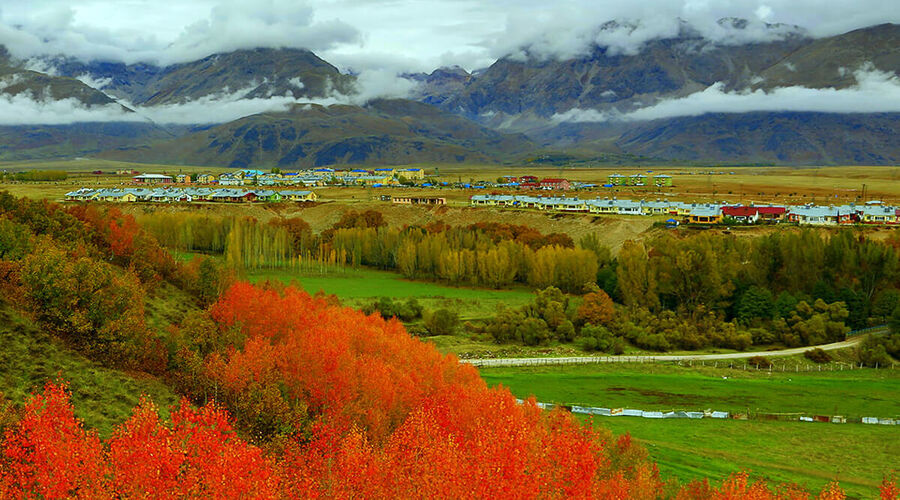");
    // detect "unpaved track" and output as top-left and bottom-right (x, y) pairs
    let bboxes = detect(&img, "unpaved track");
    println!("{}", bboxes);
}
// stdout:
(464, 332), (880, 367)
